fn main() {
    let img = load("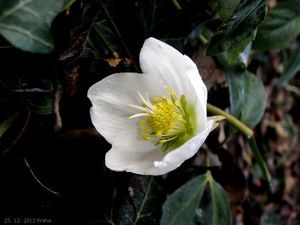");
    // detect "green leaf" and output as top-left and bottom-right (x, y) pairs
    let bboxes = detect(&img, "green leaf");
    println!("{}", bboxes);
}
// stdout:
(0, 0), (66, 53)
(24, 93), (53, 115)
(216, 0), (241, 21)
(218, 42), (252, 69)
(0, 111), (20, 138)
(85, 19), (122, 58)
(278, 45), (300, 84)
(226, 70), (266, 128)
(253, 0), (300, 50)
(114, 177), (160, 225)
(207, 172), (232, 225)
(134, 0), (158, 35)
(247, 137), (271, 183)
(63, 0), (76, 10)
(208, 0), (266, 62)
(131, 178), (160, 225)
(160, 175), (208, 225)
